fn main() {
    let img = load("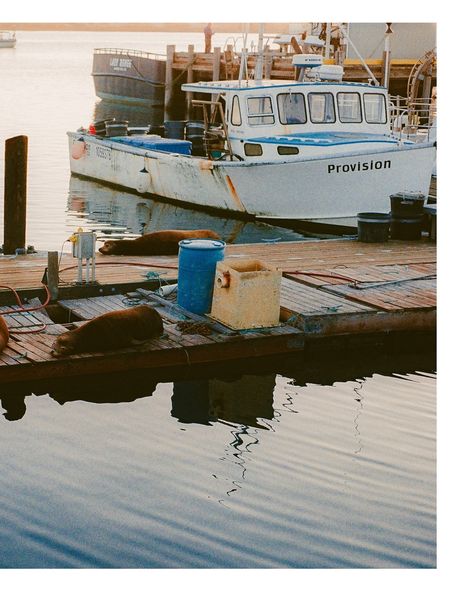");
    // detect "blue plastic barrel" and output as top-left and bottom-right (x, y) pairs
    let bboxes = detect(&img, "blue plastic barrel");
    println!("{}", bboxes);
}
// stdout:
(177, 239), (226, 314)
